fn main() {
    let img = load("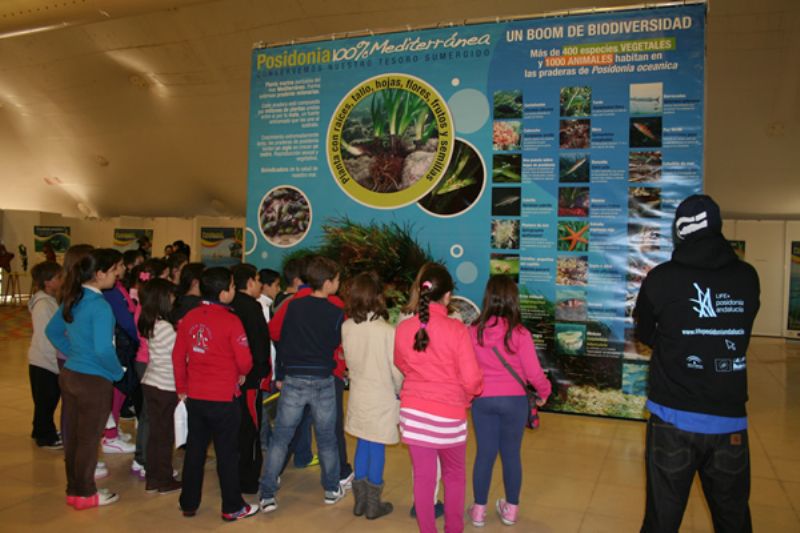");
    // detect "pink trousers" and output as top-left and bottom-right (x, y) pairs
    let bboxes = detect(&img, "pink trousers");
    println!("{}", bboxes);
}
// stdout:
(408, 443), (466, 533)
(103, 388), (126, 439)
